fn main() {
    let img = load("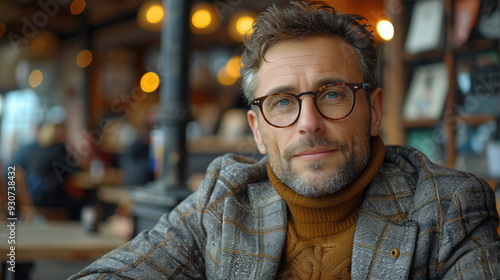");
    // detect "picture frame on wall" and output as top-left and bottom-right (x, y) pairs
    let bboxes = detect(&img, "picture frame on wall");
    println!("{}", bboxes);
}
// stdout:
(405, 0), (445, 54)
(403, 63), (449, 121)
